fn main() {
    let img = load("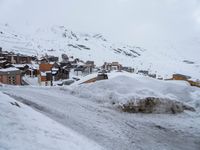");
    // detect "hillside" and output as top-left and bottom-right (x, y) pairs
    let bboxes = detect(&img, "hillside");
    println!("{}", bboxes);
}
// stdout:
(0, 23), (199, 79)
